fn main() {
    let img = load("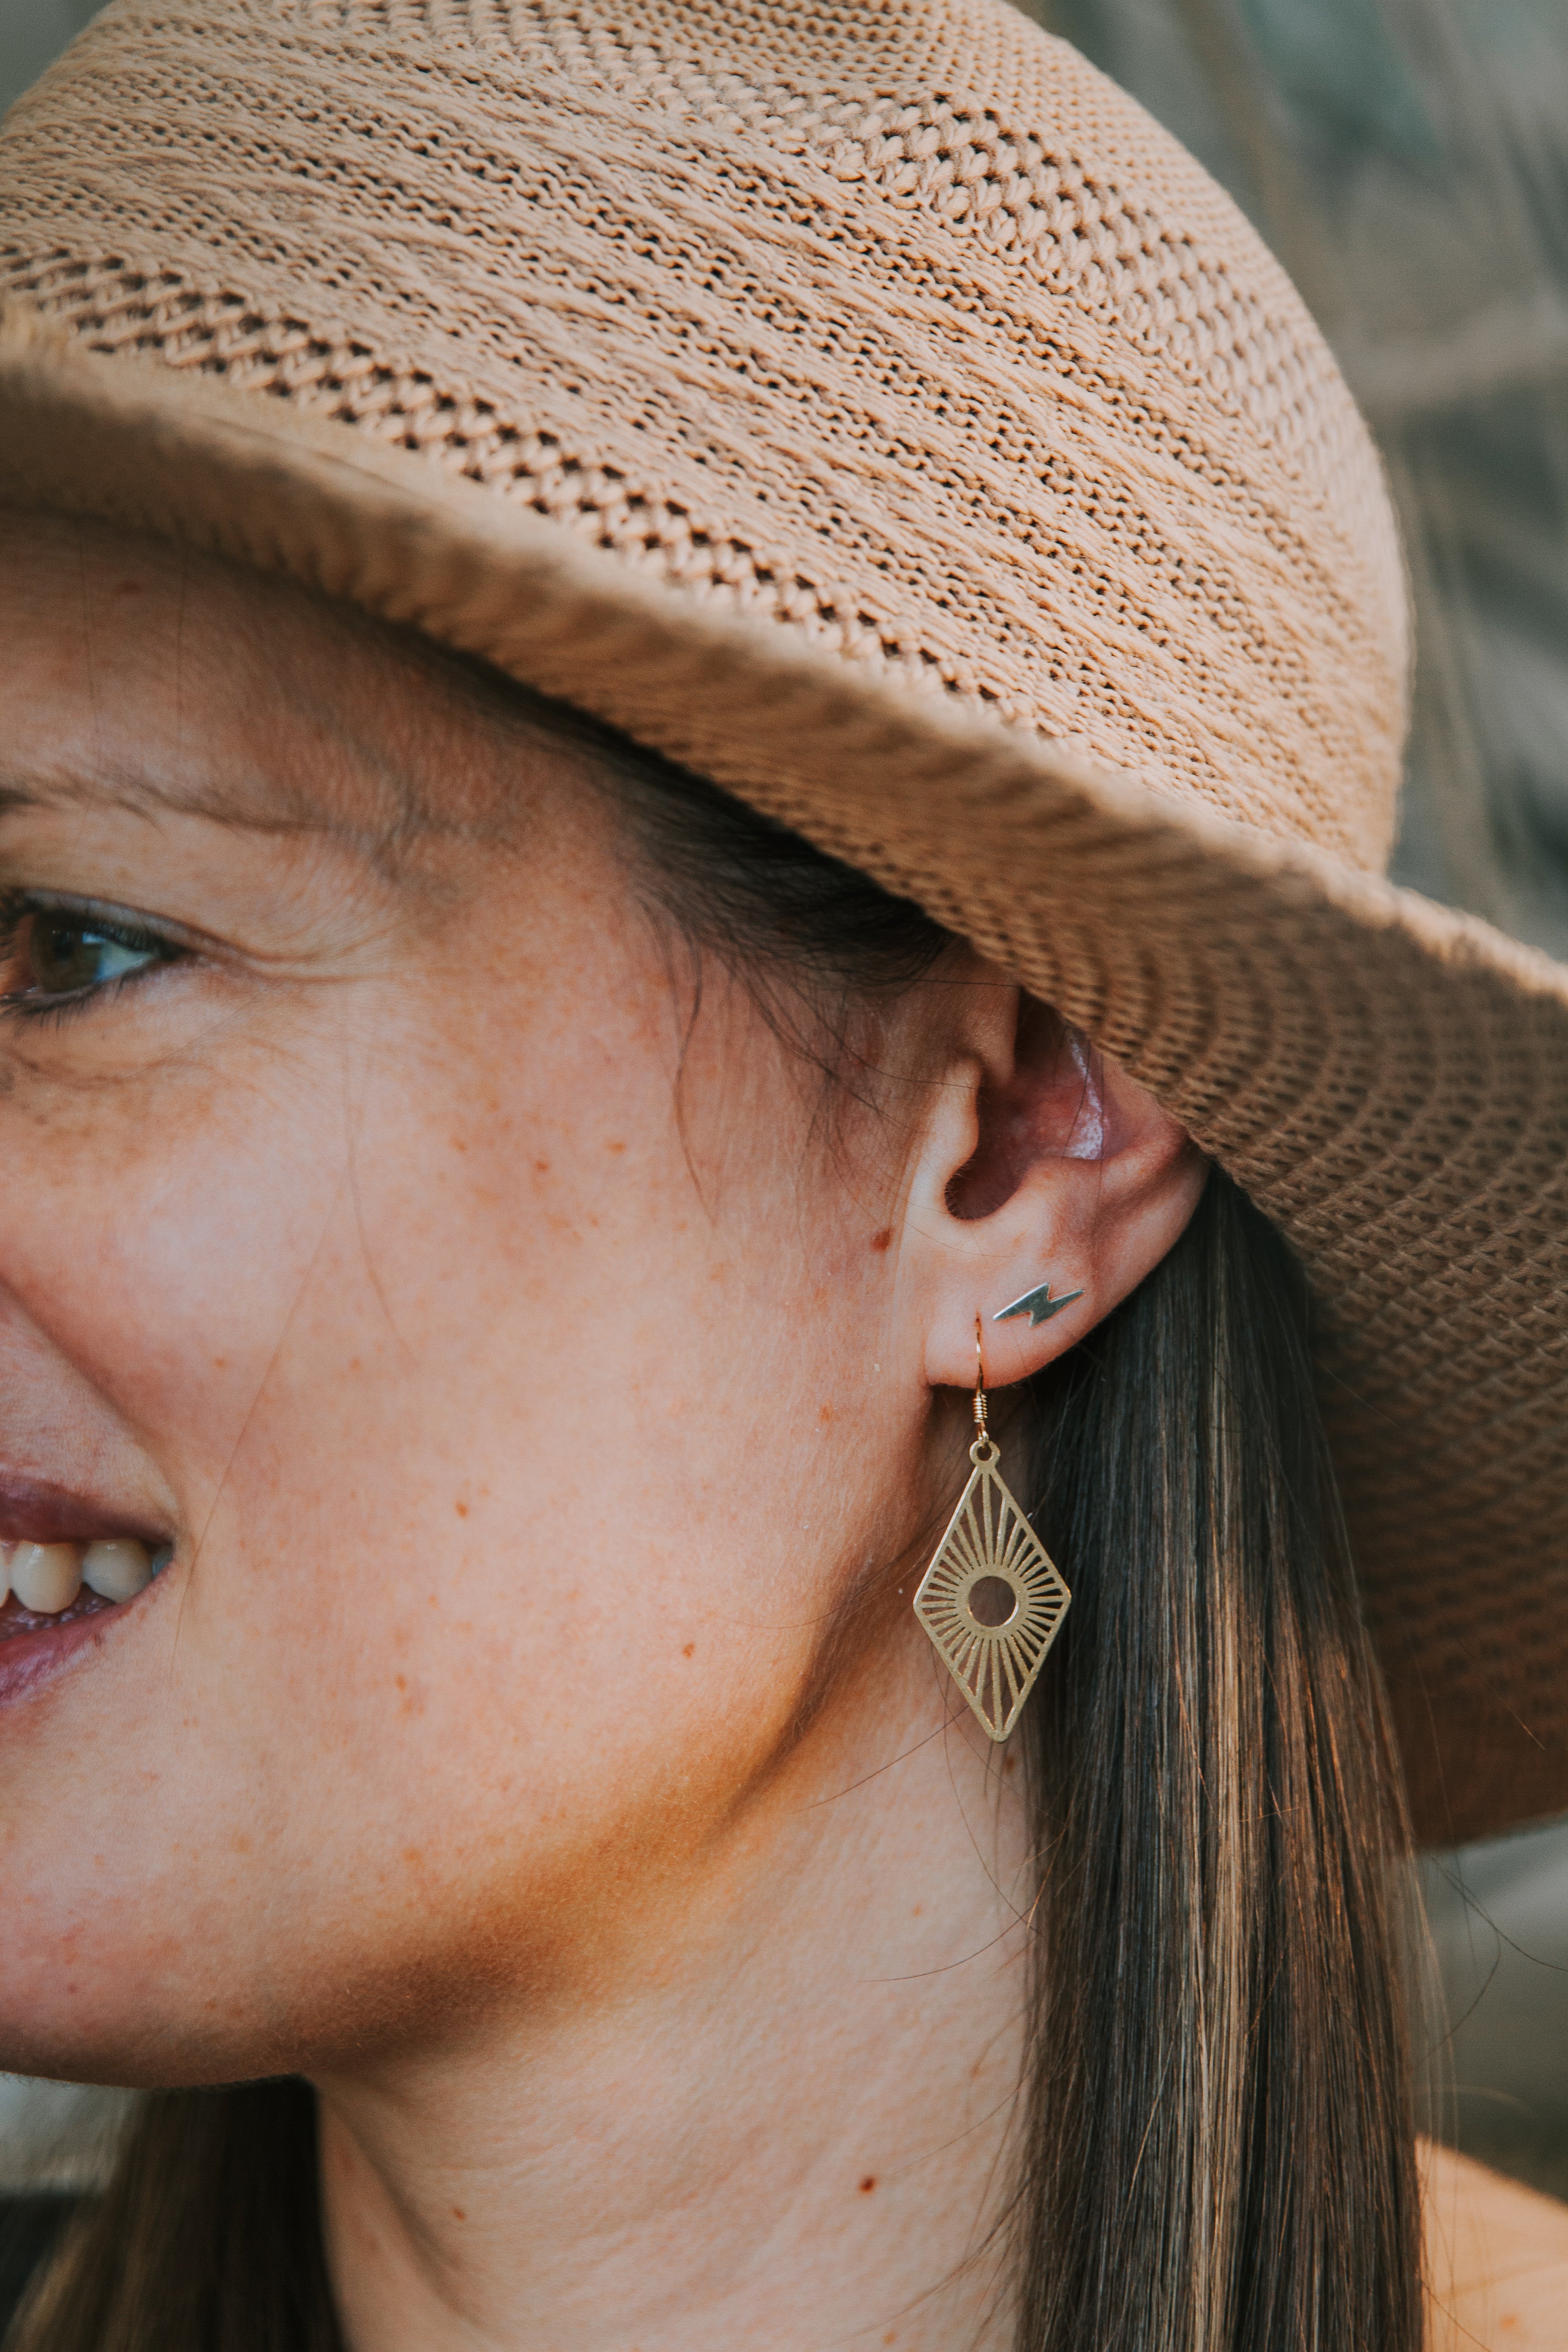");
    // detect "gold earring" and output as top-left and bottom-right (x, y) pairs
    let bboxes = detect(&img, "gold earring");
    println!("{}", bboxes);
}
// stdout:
(912, 1317), (1072, 1740)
